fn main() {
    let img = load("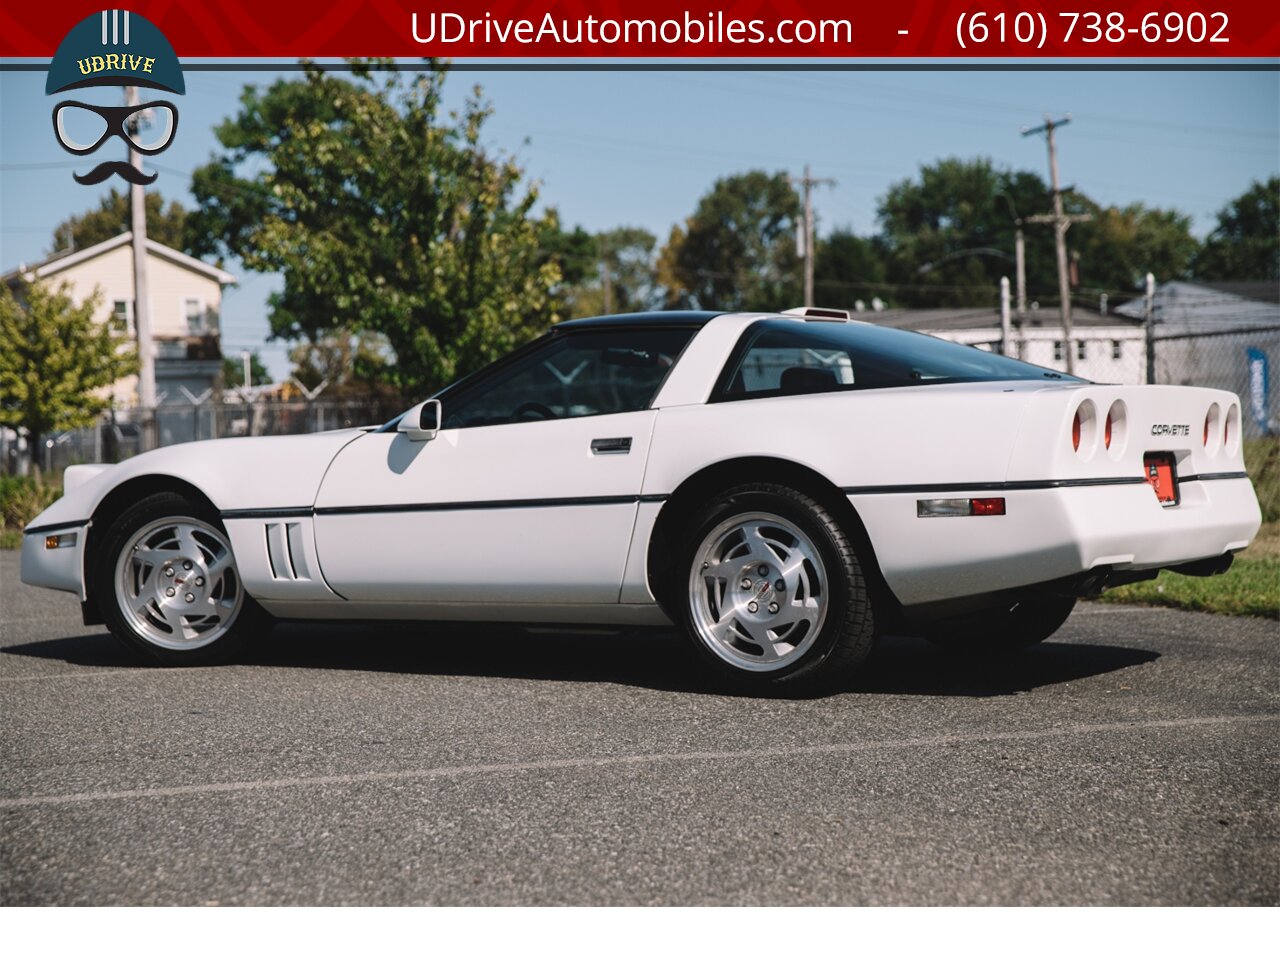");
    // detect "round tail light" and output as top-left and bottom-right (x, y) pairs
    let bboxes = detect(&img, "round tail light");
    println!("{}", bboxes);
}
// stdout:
(1104, 411), (1113, 449)
(1072, 410), (1082, 451)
